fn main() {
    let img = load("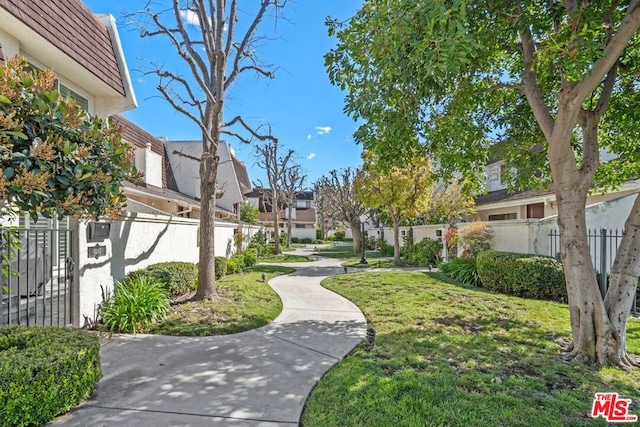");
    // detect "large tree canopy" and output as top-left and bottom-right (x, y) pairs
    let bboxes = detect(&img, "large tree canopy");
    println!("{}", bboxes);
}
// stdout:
(0, 57), (135, 221)
(327, 1), (640, 366)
